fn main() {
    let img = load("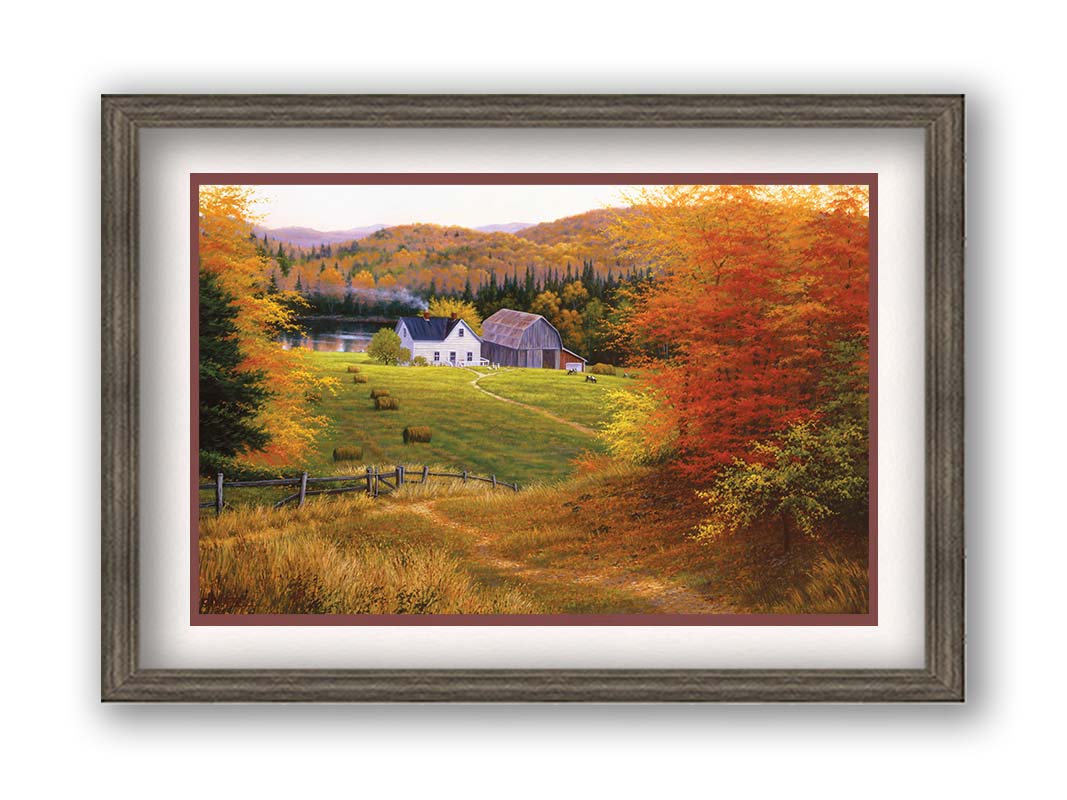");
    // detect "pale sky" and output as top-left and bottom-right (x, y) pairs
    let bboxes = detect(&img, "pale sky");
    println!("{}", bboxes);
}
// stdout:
(245, 184), (634, 230)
